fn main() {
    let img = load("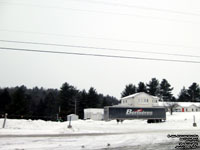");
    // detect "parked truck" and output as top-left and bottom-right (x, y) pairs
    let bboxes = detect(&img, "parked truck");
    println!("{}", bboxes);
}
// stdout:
(104, 106), (166, 123)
